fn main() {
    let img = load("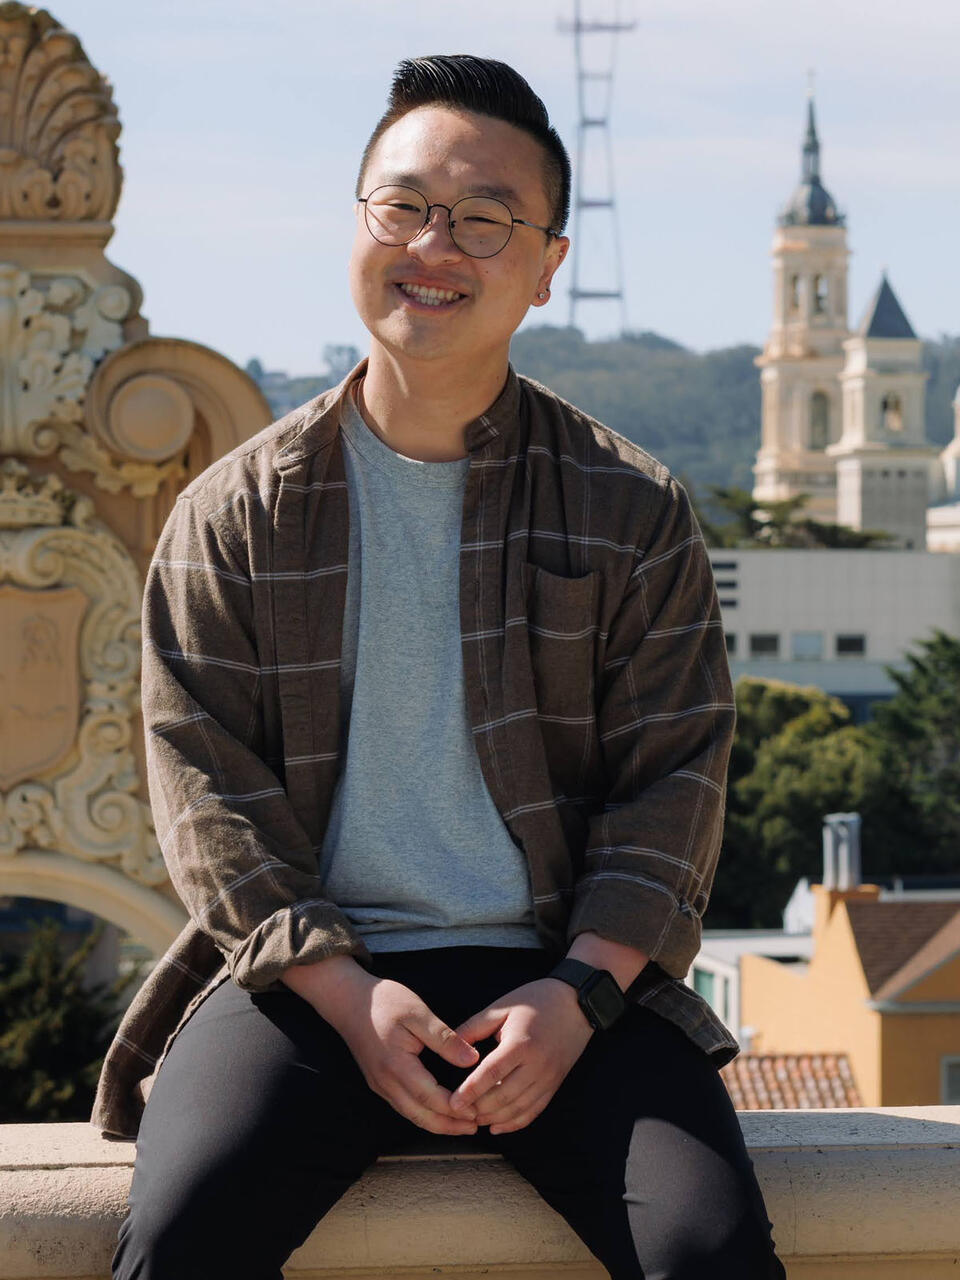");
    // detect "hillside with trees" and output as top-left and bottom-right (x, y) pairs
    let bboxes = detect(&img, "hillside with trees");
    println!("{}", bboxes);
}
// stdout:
(508, 326), (960, 500)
